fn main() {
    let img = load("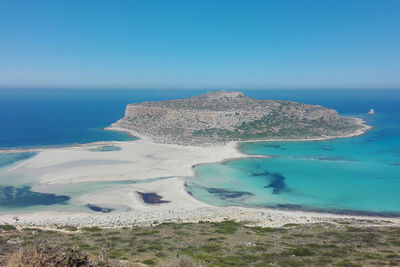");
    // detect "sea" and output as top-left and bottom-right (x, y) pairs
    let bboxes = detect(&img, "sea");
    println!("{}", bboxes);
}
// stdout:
(1, 89), (400, 216)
